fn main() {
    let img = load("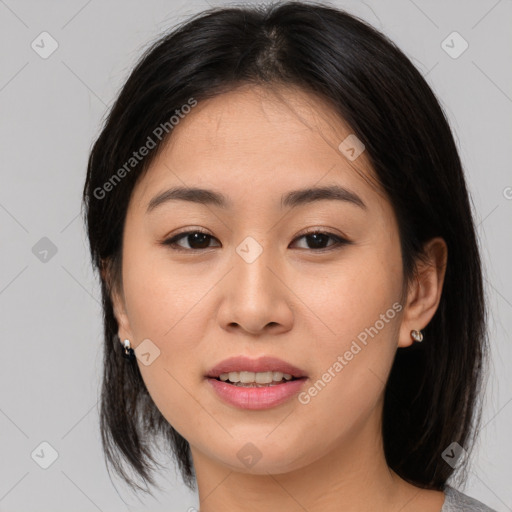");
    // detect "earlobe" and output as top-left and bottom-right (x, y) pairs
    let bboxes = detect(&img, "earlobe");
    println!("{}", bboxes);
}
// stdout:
(101, 257), (134, 343)
(398, 237), (448, 348)
(111, 291), (133, 342)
